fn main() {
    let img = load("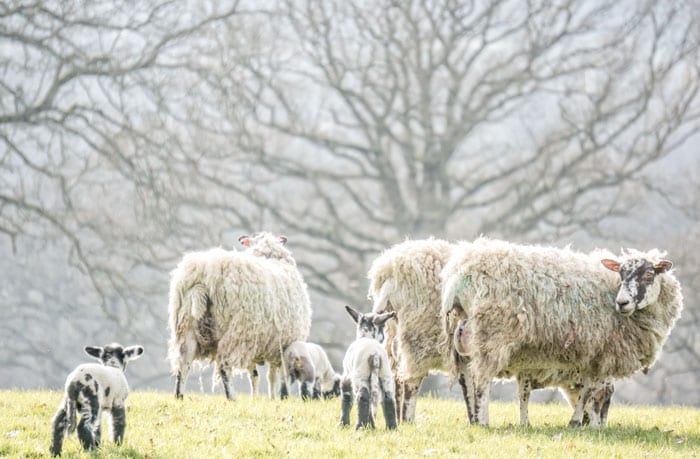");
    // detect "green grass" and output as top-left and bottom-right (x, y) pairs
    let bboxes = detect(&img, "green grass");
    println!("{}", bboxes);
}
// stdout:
(1, 390), (699, 458)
